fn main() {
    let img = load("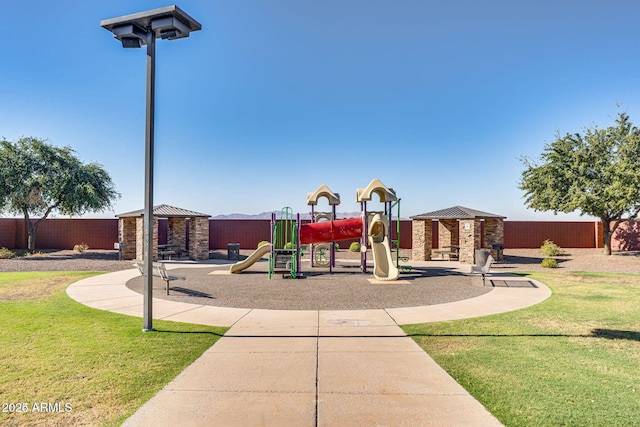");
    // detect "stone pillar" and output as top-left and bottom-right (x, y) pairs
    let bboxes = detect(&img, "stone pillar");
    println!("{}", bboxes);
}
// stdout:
(411, 219), (432, 261)
(484, 218), (504, 260)
(458, 219), (481, 263)
(438, 219), (458, 249)
(136, 216), (158, 261)
(168, 217), (187, 250)
(118, 217), (137, 260)
(189, 217), (210, 260)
